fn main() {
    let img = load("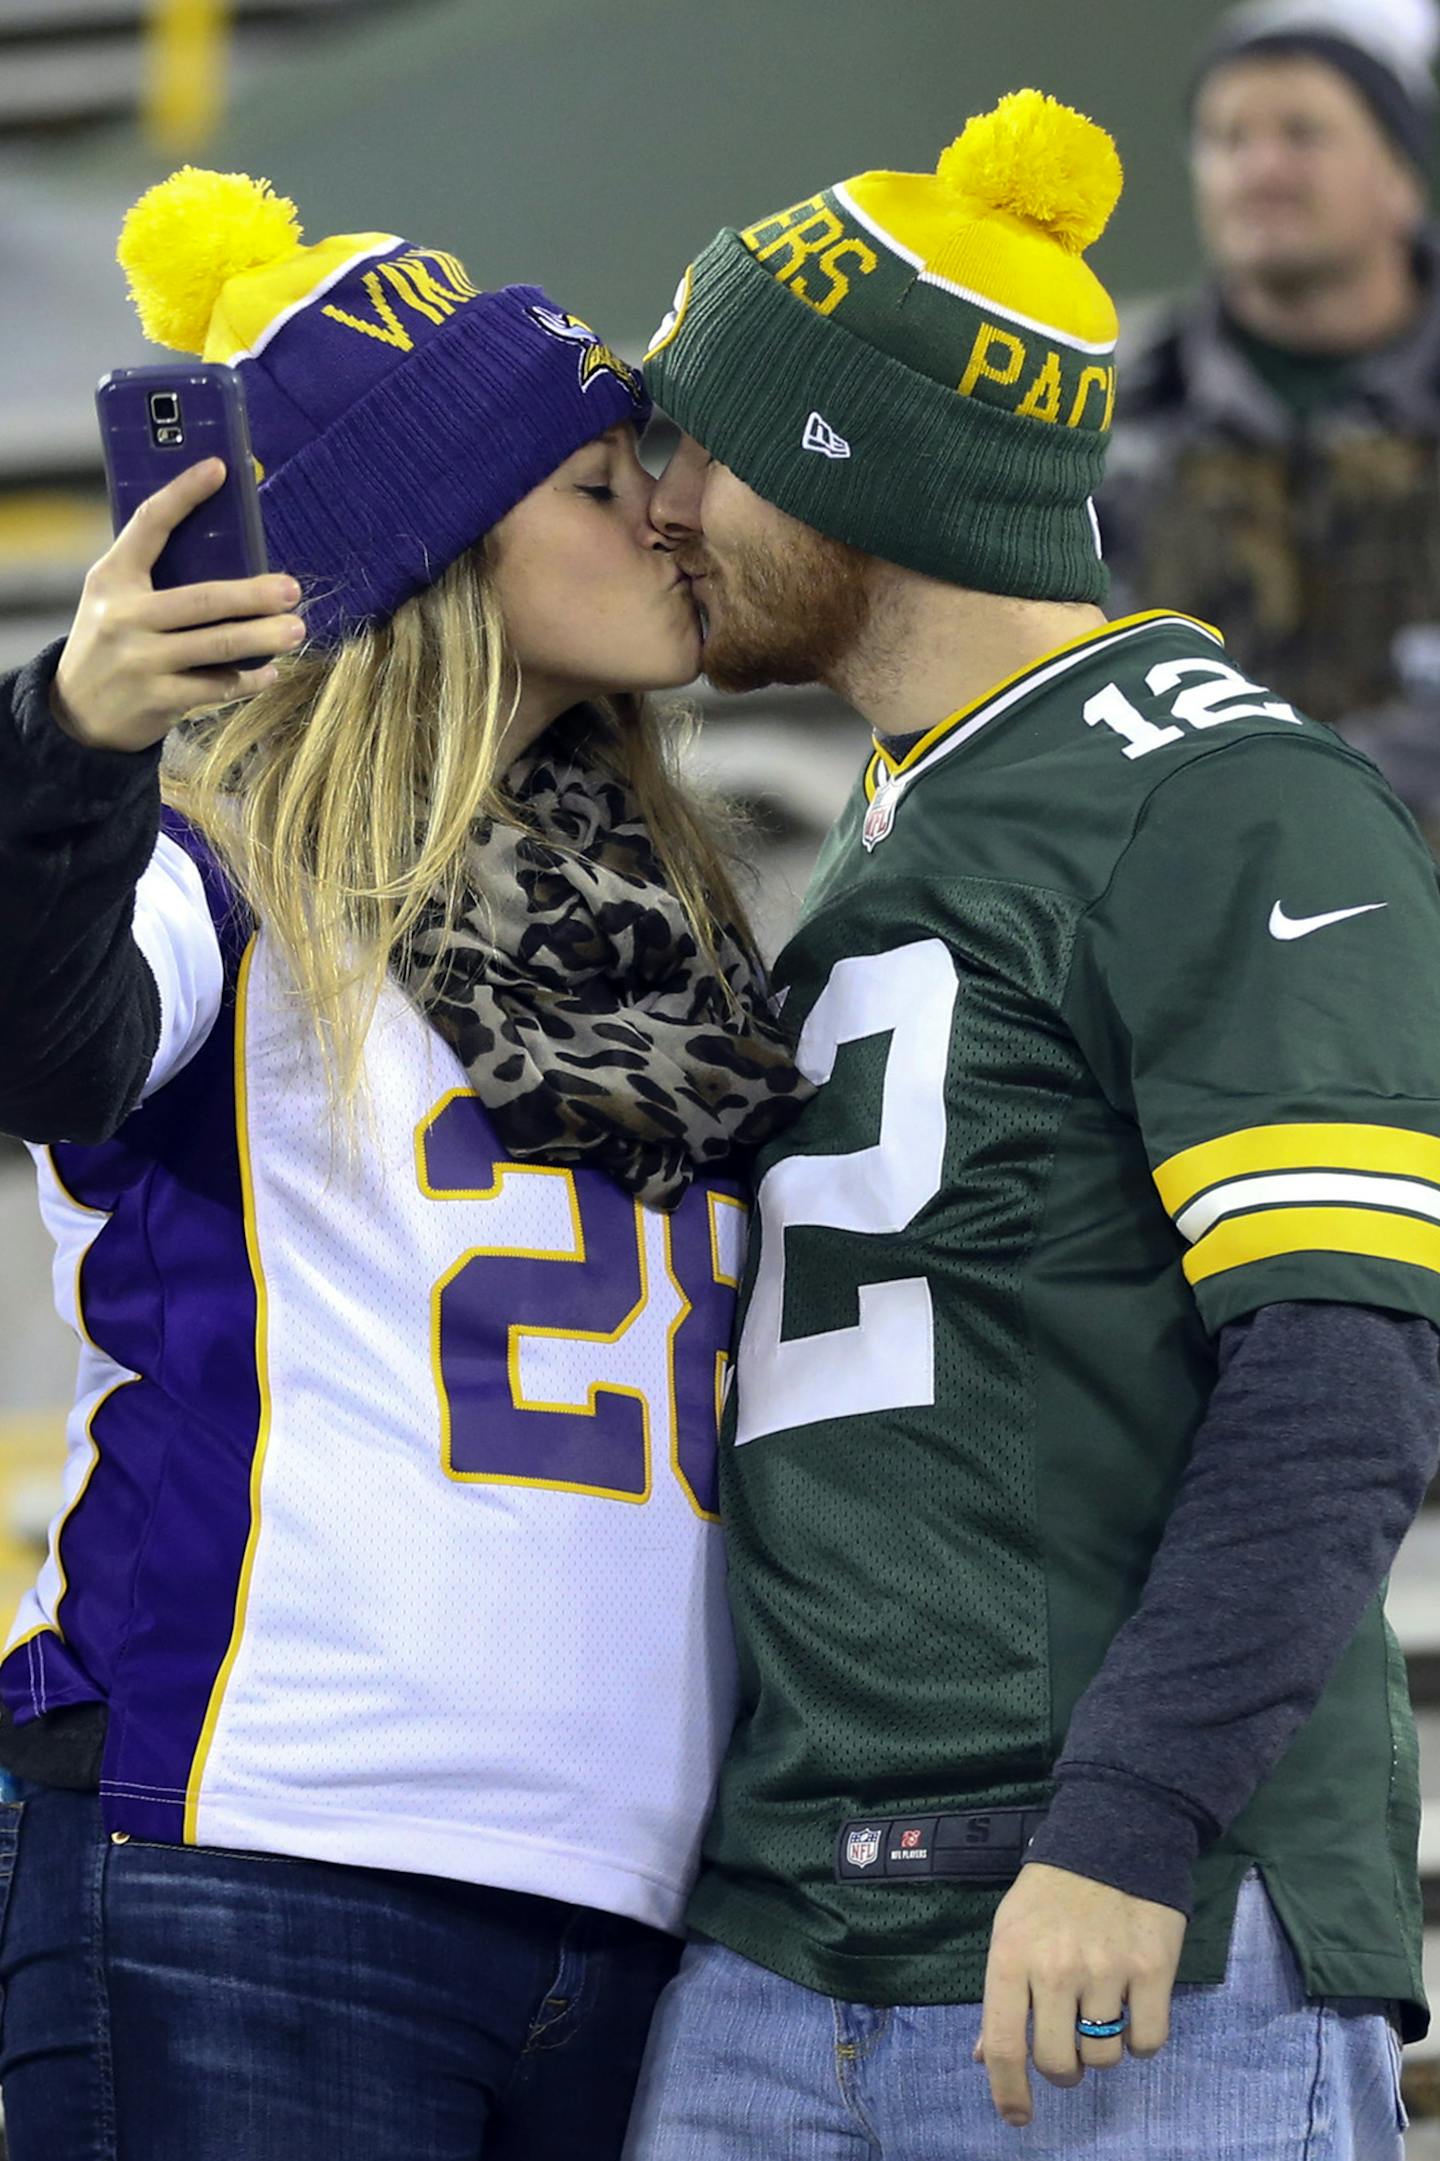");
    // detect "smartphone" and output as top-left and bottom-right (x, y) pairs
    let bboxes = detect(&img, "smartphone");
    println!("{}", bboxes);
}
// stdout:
(96, 363), (269, 592)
